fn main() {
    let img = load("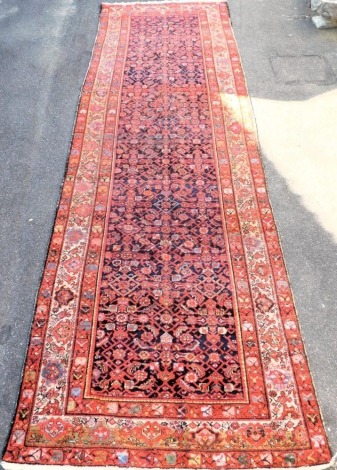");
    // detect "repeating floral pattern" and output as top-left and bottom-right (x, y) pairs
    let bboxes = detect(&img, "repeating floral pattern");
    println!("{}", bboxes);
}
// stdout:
(91, 14), (244, 401)
(3, 2), (331, 469)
